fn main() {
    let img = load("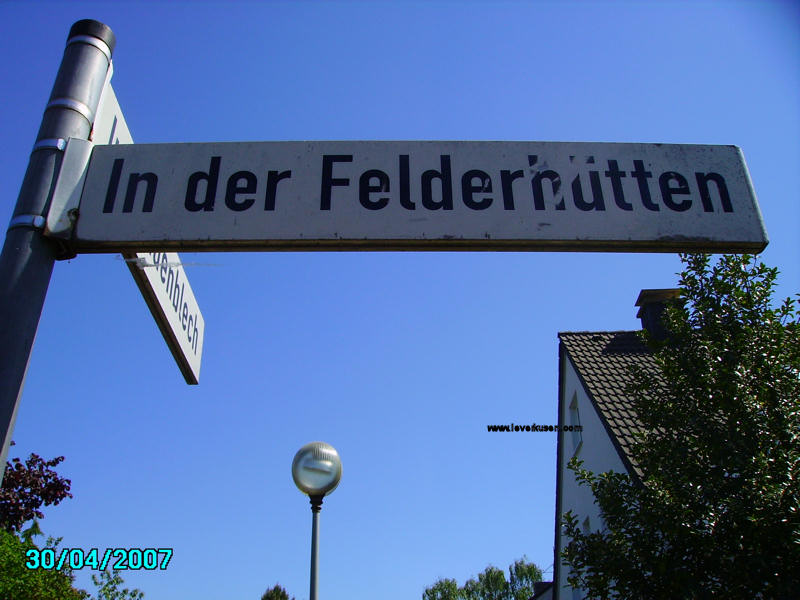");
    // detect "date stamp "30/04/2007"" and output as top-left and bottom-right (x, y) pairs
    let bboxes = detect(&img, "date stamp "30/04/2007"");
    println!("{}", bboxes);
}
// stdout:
(25, 547), (173, 571)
